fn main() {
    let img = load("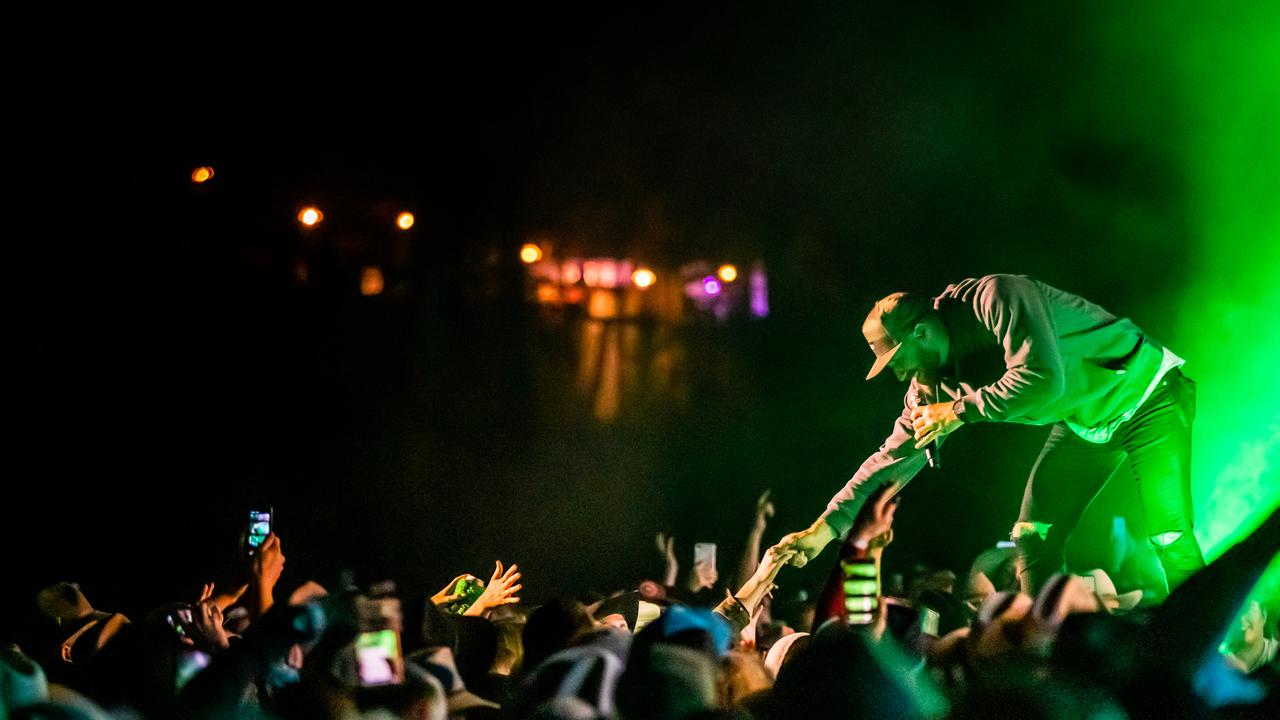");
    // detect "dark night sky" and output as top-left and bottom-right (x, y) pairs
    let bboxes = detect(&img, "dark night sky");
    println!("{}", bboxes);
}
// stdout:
(12, 6), (1195, 617)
